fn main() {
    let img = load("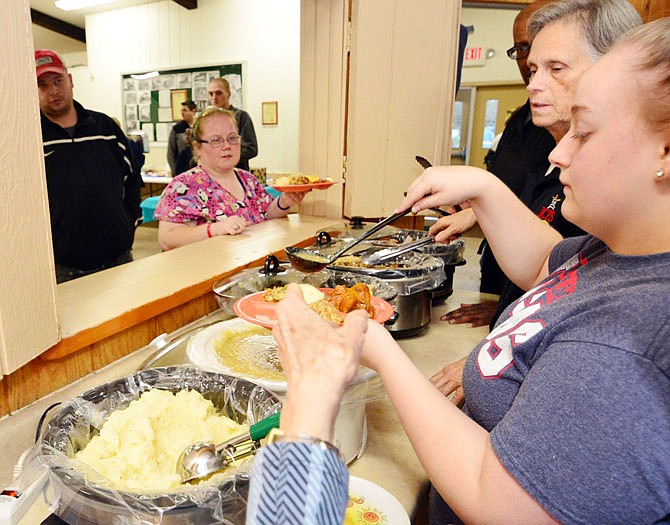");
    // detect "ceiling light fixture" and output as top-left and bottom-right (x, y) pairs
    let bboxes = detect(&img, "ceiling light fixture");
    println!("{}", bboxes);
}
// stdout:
(130, 71), (160, 80)
(55, 0), (117, 11)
